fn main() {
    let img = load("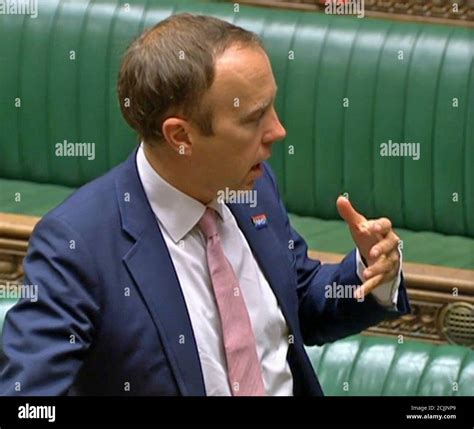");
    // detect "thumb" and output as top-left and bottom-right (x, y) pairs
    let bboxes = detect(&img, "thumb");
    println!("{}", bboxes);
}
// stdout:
(336, 195), (366, 228)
